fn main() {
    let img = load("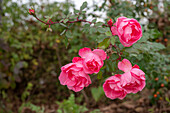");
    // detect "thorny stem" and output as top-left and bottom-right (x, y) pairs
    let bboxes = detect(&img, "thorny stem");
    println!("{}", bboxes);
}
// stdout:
(114, 44), (121, 61)
(34, 16), (108, 27)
